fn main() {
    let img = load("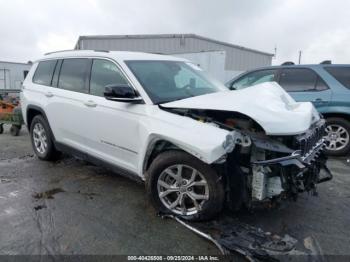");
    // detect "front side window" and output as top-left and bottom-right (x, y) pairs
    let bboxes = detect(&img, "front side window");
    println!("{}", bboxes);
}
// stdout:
(279, 68), (317, 92)
(315, 77), (328, 91)
(230, 69), (276, 90)
(325, 67), (350, 89)
(90, 59), (129, 97)
(58, 59), (90, 93)
(33, 60), (57, 86)
(126, 60), (226, 104)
